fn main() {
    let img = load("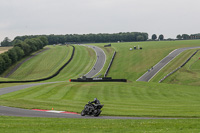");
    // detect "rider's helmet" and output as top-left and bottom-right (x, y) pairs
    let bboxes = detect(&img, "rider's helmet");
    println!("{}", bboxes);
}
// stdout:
(94, 98), (97, 101)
